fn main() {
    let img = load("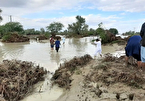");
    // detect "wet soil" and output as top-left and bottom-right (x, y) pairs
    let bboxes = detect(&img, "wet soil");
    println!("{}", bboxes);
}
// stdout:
(52, 54), (145, 101)
(0, 60), (48, 101)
